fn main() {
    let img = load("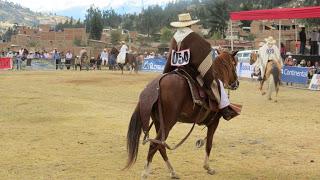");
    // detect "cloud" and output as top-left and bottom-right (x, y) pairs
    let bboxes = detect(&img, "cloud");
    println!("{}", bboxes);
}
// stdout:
(7, 0), (172, 12)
